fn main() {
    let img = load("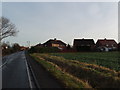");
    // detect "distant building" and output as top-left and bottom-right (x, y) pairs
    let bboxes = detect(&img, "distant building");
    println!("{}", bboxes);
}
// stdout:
(43, 38), (67, 50)
(96, 38), (118, 51)
(20, 46), (29, 51)
(73, 38), (95, 51)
